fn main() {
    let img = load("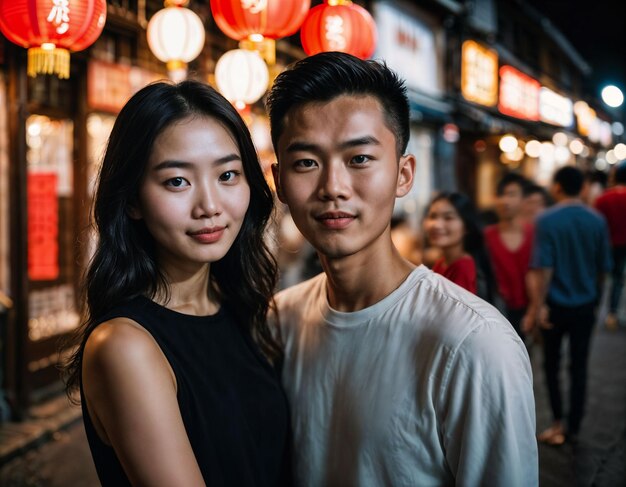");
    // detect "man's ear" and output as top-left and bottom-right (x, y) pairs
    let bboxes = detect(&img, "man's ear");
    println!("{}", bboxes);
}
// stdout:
(396, 153), (416, 198)
(272, 163), (286, 203)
